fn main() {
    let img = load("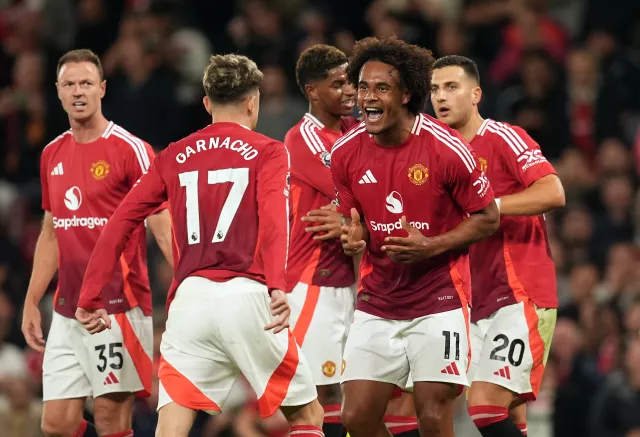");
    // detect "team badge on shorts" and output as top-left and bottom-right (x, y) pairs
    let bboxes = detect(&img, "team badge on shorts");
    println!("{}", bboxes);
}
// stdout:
(408, 164), (428, 185)
(478, 157), (488, 173)
(341, 359), (346, 375)
(90, 160), (110, 180)
(322, 360), (336, 377)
